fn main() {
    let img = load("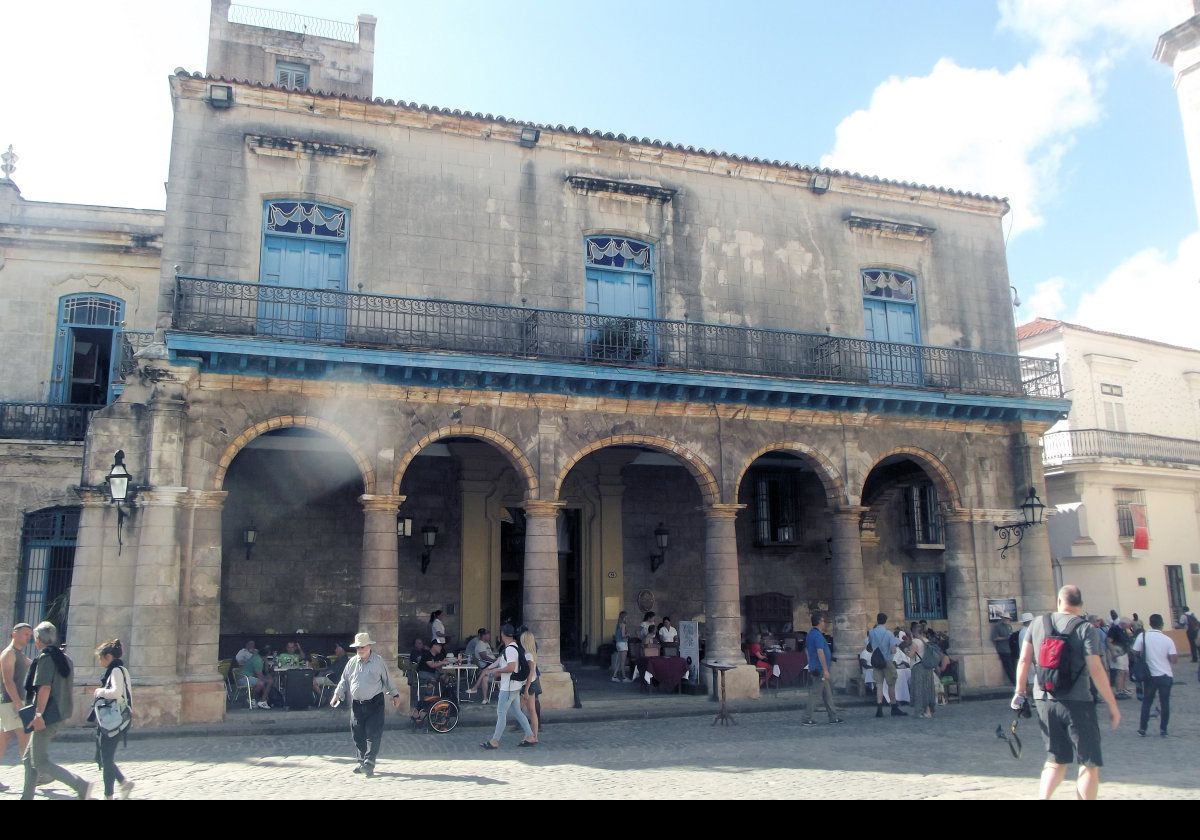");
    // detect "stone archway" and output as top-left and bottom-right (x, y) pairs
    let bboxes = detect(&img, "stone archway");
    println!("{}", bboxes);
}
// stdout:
(553, 433), (719, 505)
(392, 424), (537, 499)
(732, 441), (845, 508)
(213, 415), (376, 494)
